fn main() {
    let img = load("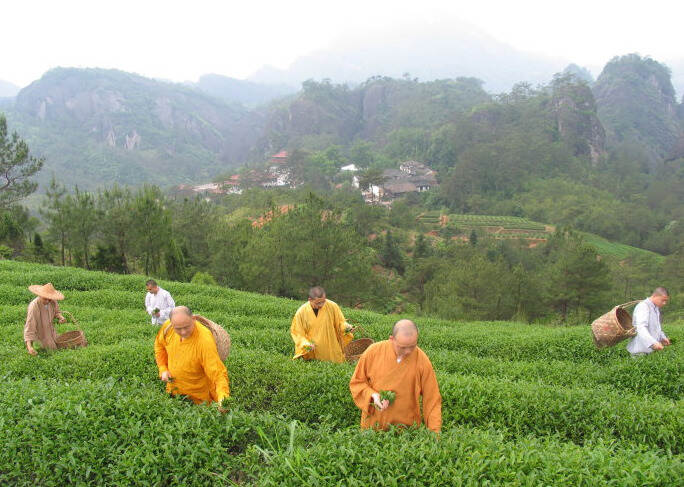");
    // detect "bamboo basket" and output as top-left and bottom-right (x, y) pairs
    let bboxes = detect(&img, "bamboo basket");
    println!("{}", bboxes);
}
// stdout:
(344, 323), (374, 363)
(194, 315), (231, 361)
(55, 311), (88, 349)
(164, 315), (231, 361)
(591, 300), (640, 349)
